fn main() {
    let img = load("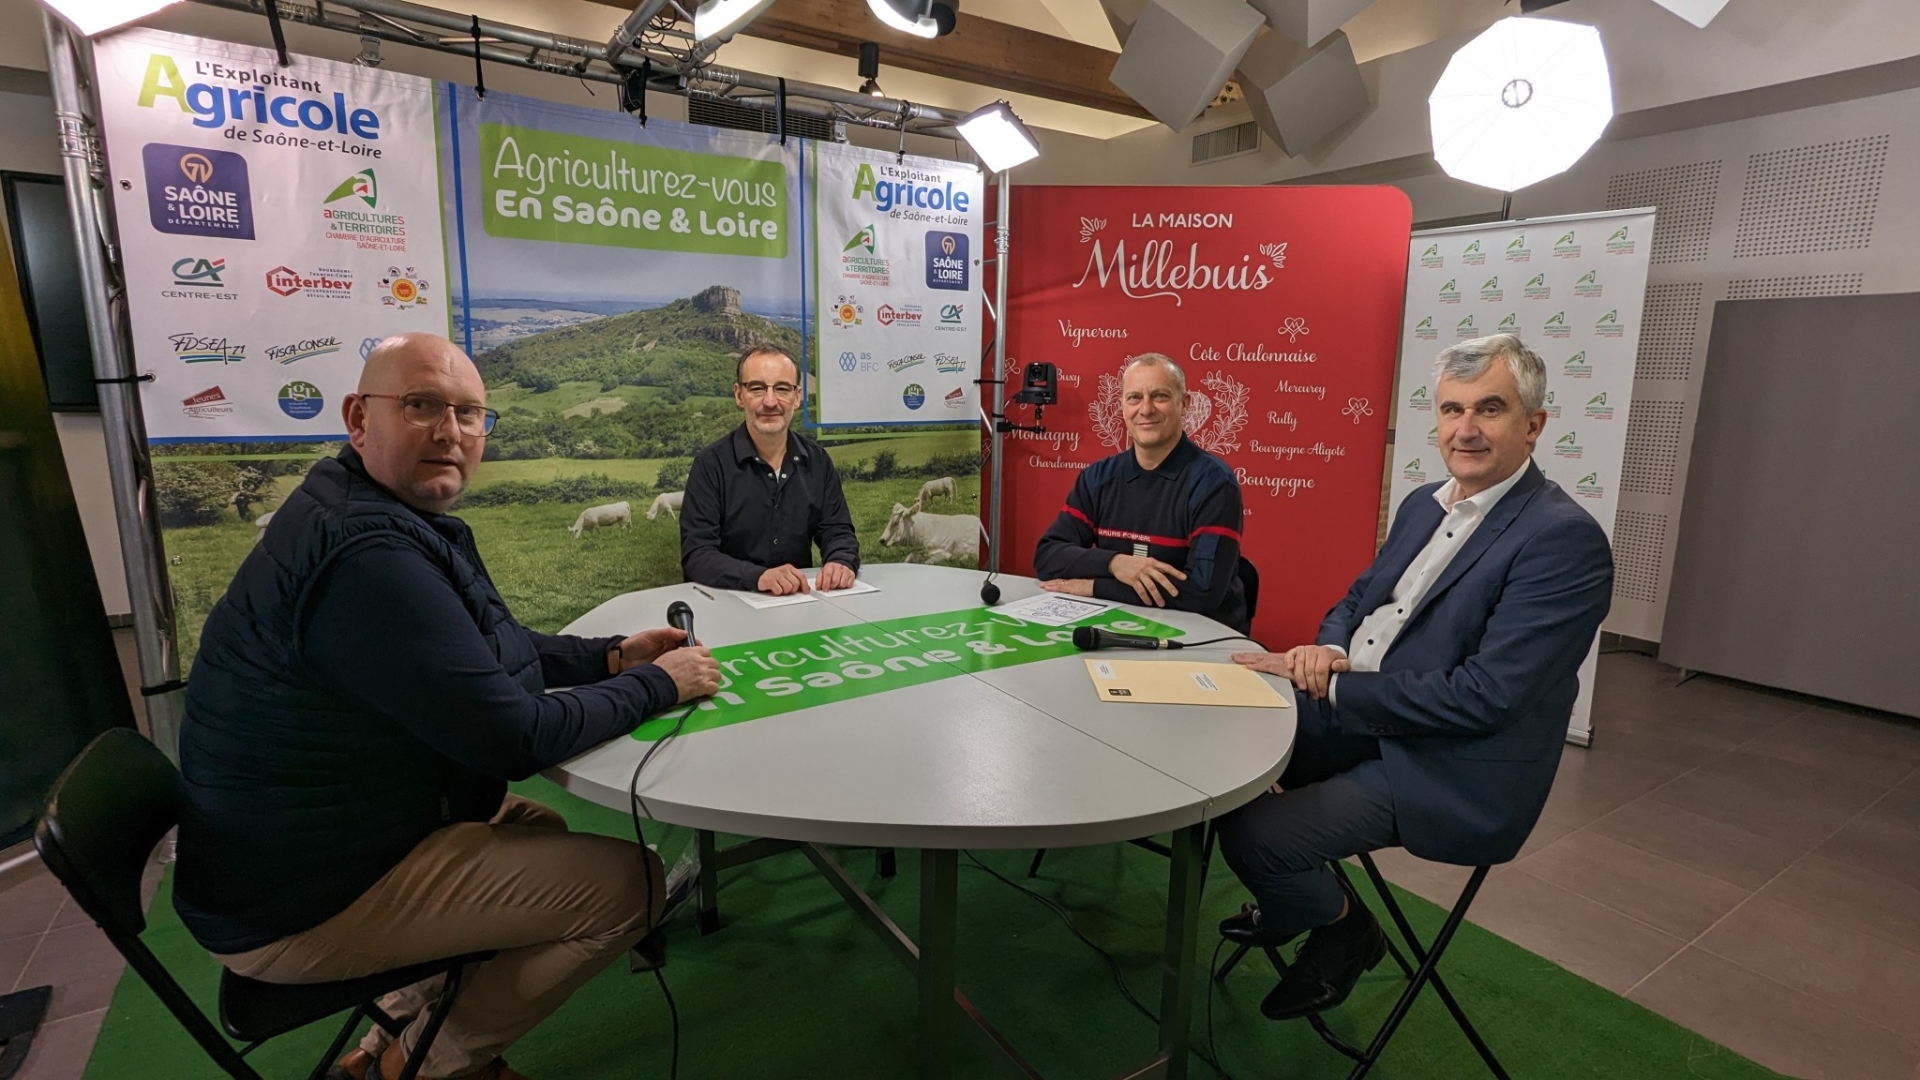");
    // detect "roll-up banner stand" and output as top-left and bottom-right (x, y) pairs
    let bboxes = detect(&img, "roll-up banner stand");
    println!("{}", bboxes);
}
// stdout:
(1391, 208), (1657, 746)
